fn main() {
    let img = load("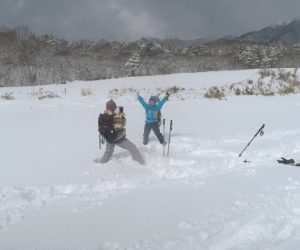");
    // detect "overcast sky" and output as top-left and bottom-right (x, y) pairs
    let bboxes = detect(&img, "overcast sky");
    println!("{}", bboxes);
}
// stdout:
(1, 0), (300, 41)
